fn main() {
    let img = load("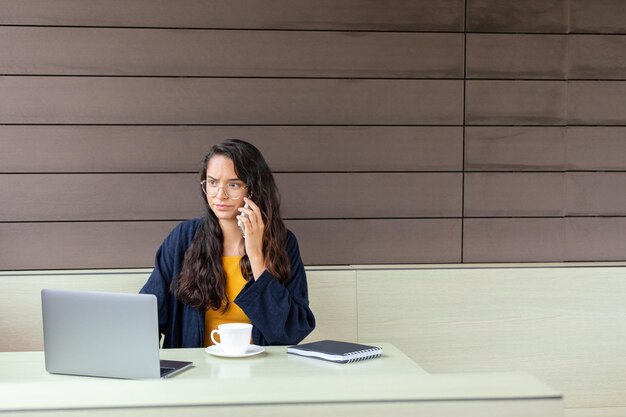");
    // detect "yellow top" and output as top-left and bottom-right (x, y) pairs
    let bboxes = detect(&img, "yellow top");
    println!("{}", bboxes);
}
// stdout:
(204, 256), (252, 346)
